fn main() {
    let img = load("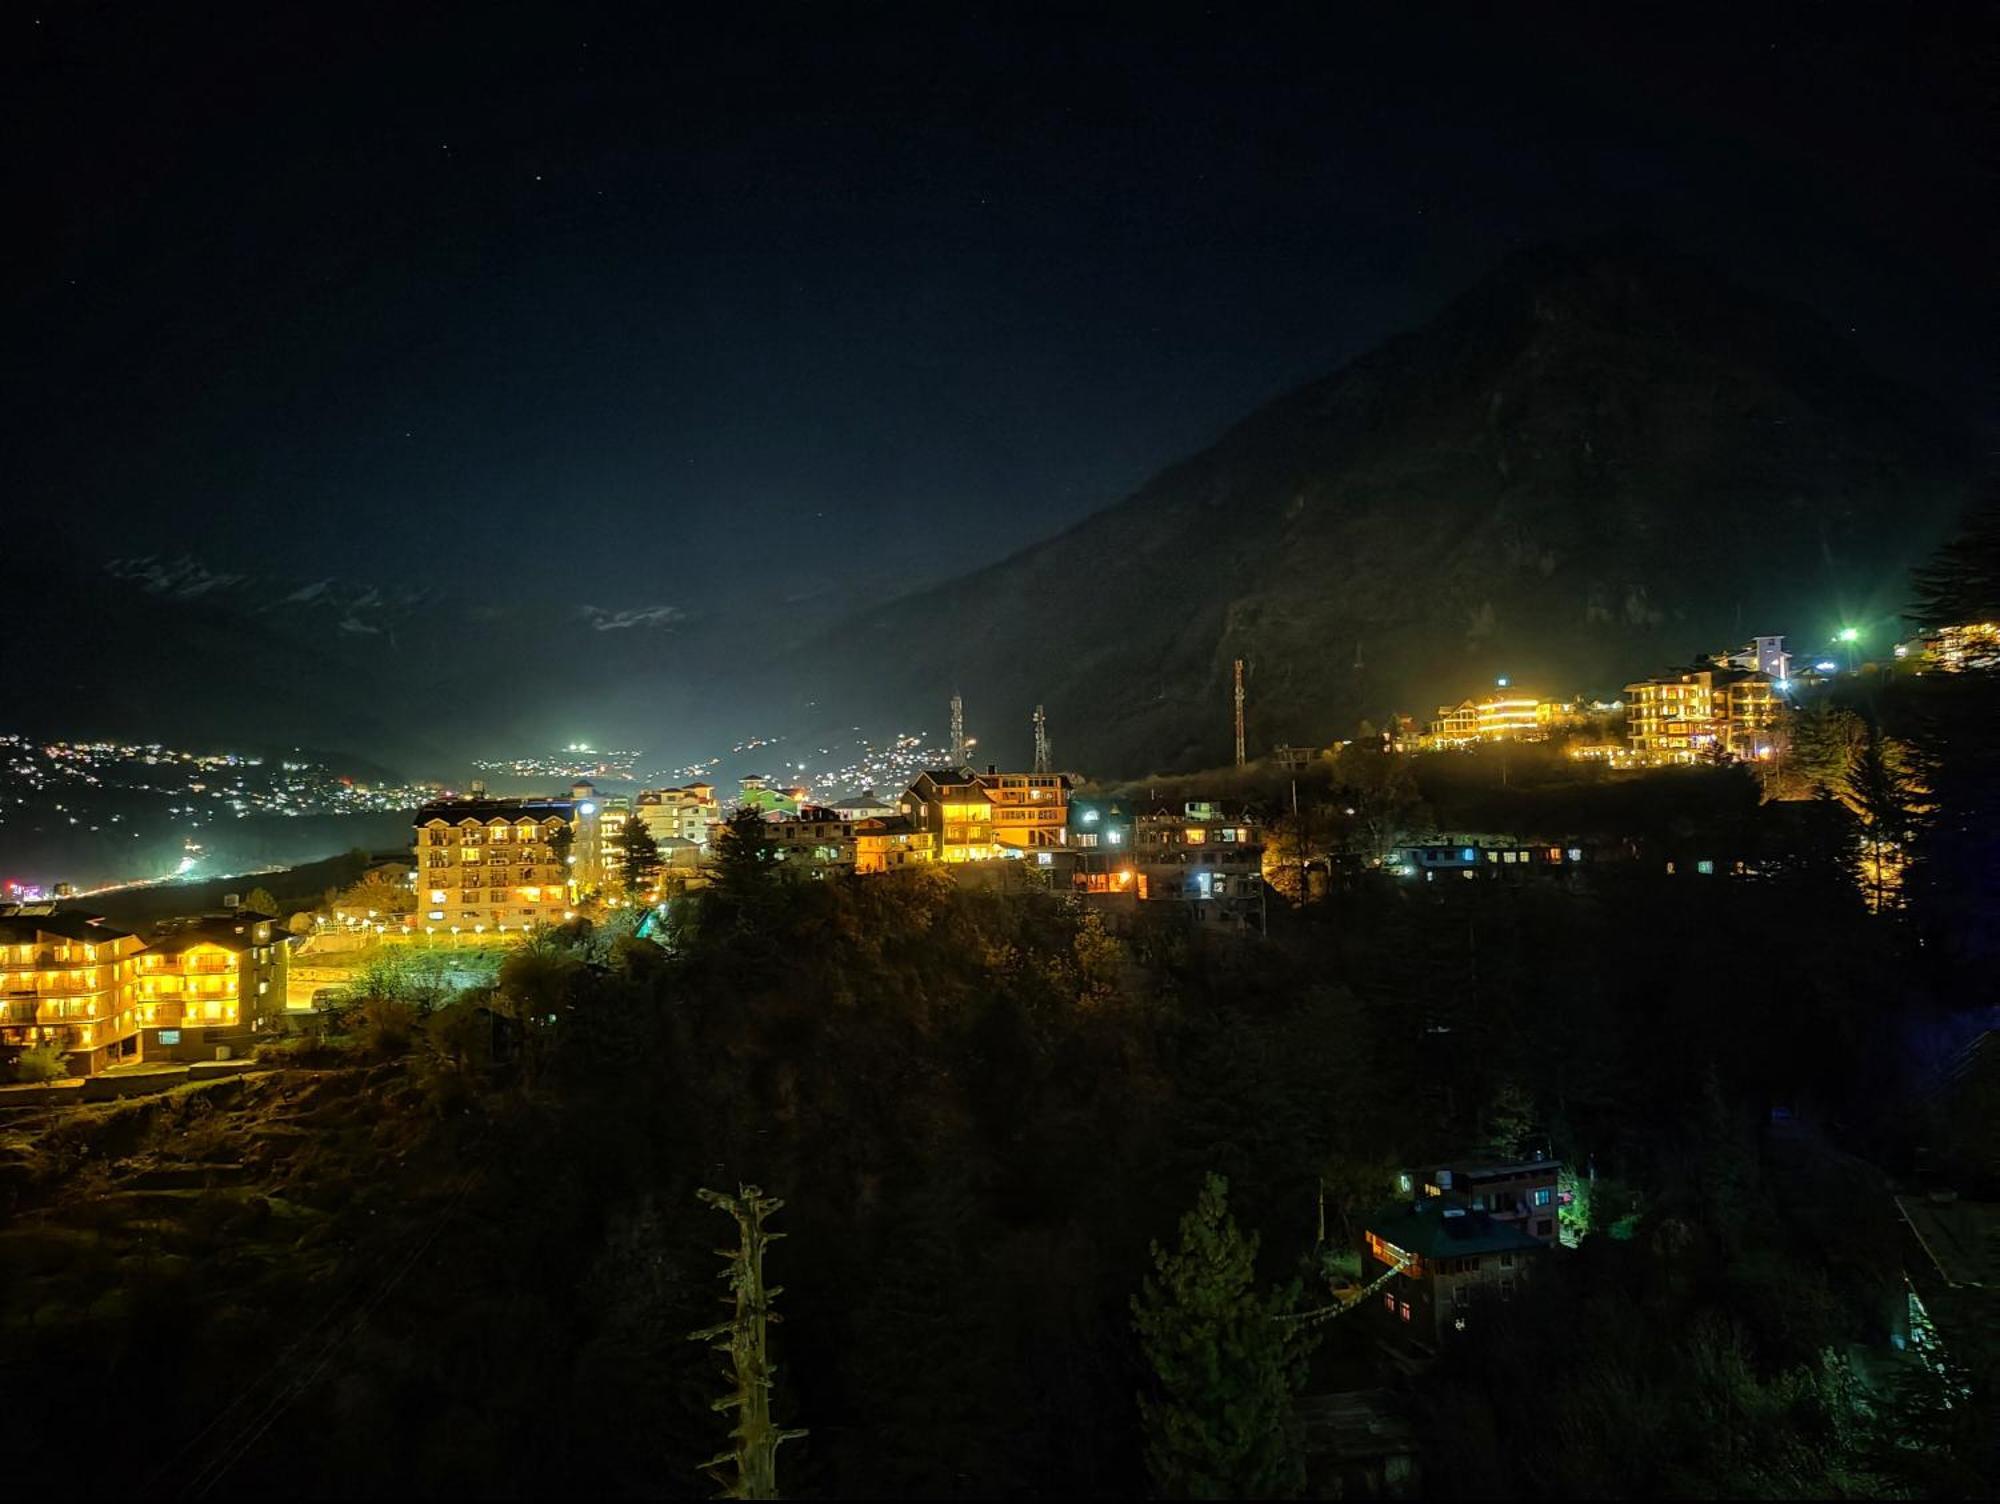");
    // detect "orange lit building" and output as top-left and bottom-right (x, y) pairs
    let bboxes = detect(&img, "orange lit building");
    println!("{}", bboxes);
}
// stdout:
(1921, 622), (2000, 673)
(899, 769), (1001, 863)
(972, 769), (1072, 850)
(1623, 668), (1780, 761)
(0, 908), (145, 1074)
(1429, 691), (1575, 747)
(135, 909), (289, 1058)
(413, 796), (575, 930)
(853, 815), (932, 874)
